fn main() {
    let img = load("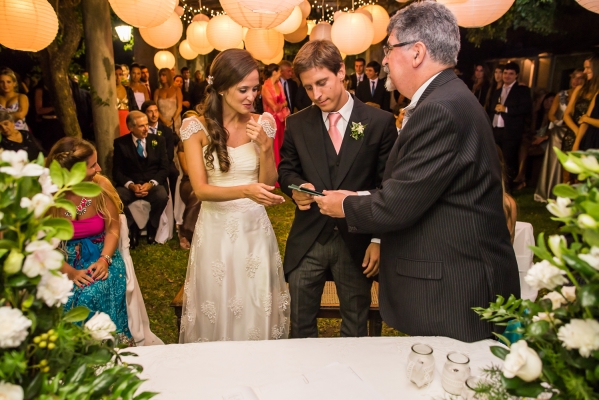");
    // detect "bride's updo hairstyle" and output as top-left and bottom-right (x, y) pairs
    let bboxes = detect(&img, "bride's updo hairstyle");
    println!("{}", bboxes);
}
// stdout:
(200, 49), (259, 173)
